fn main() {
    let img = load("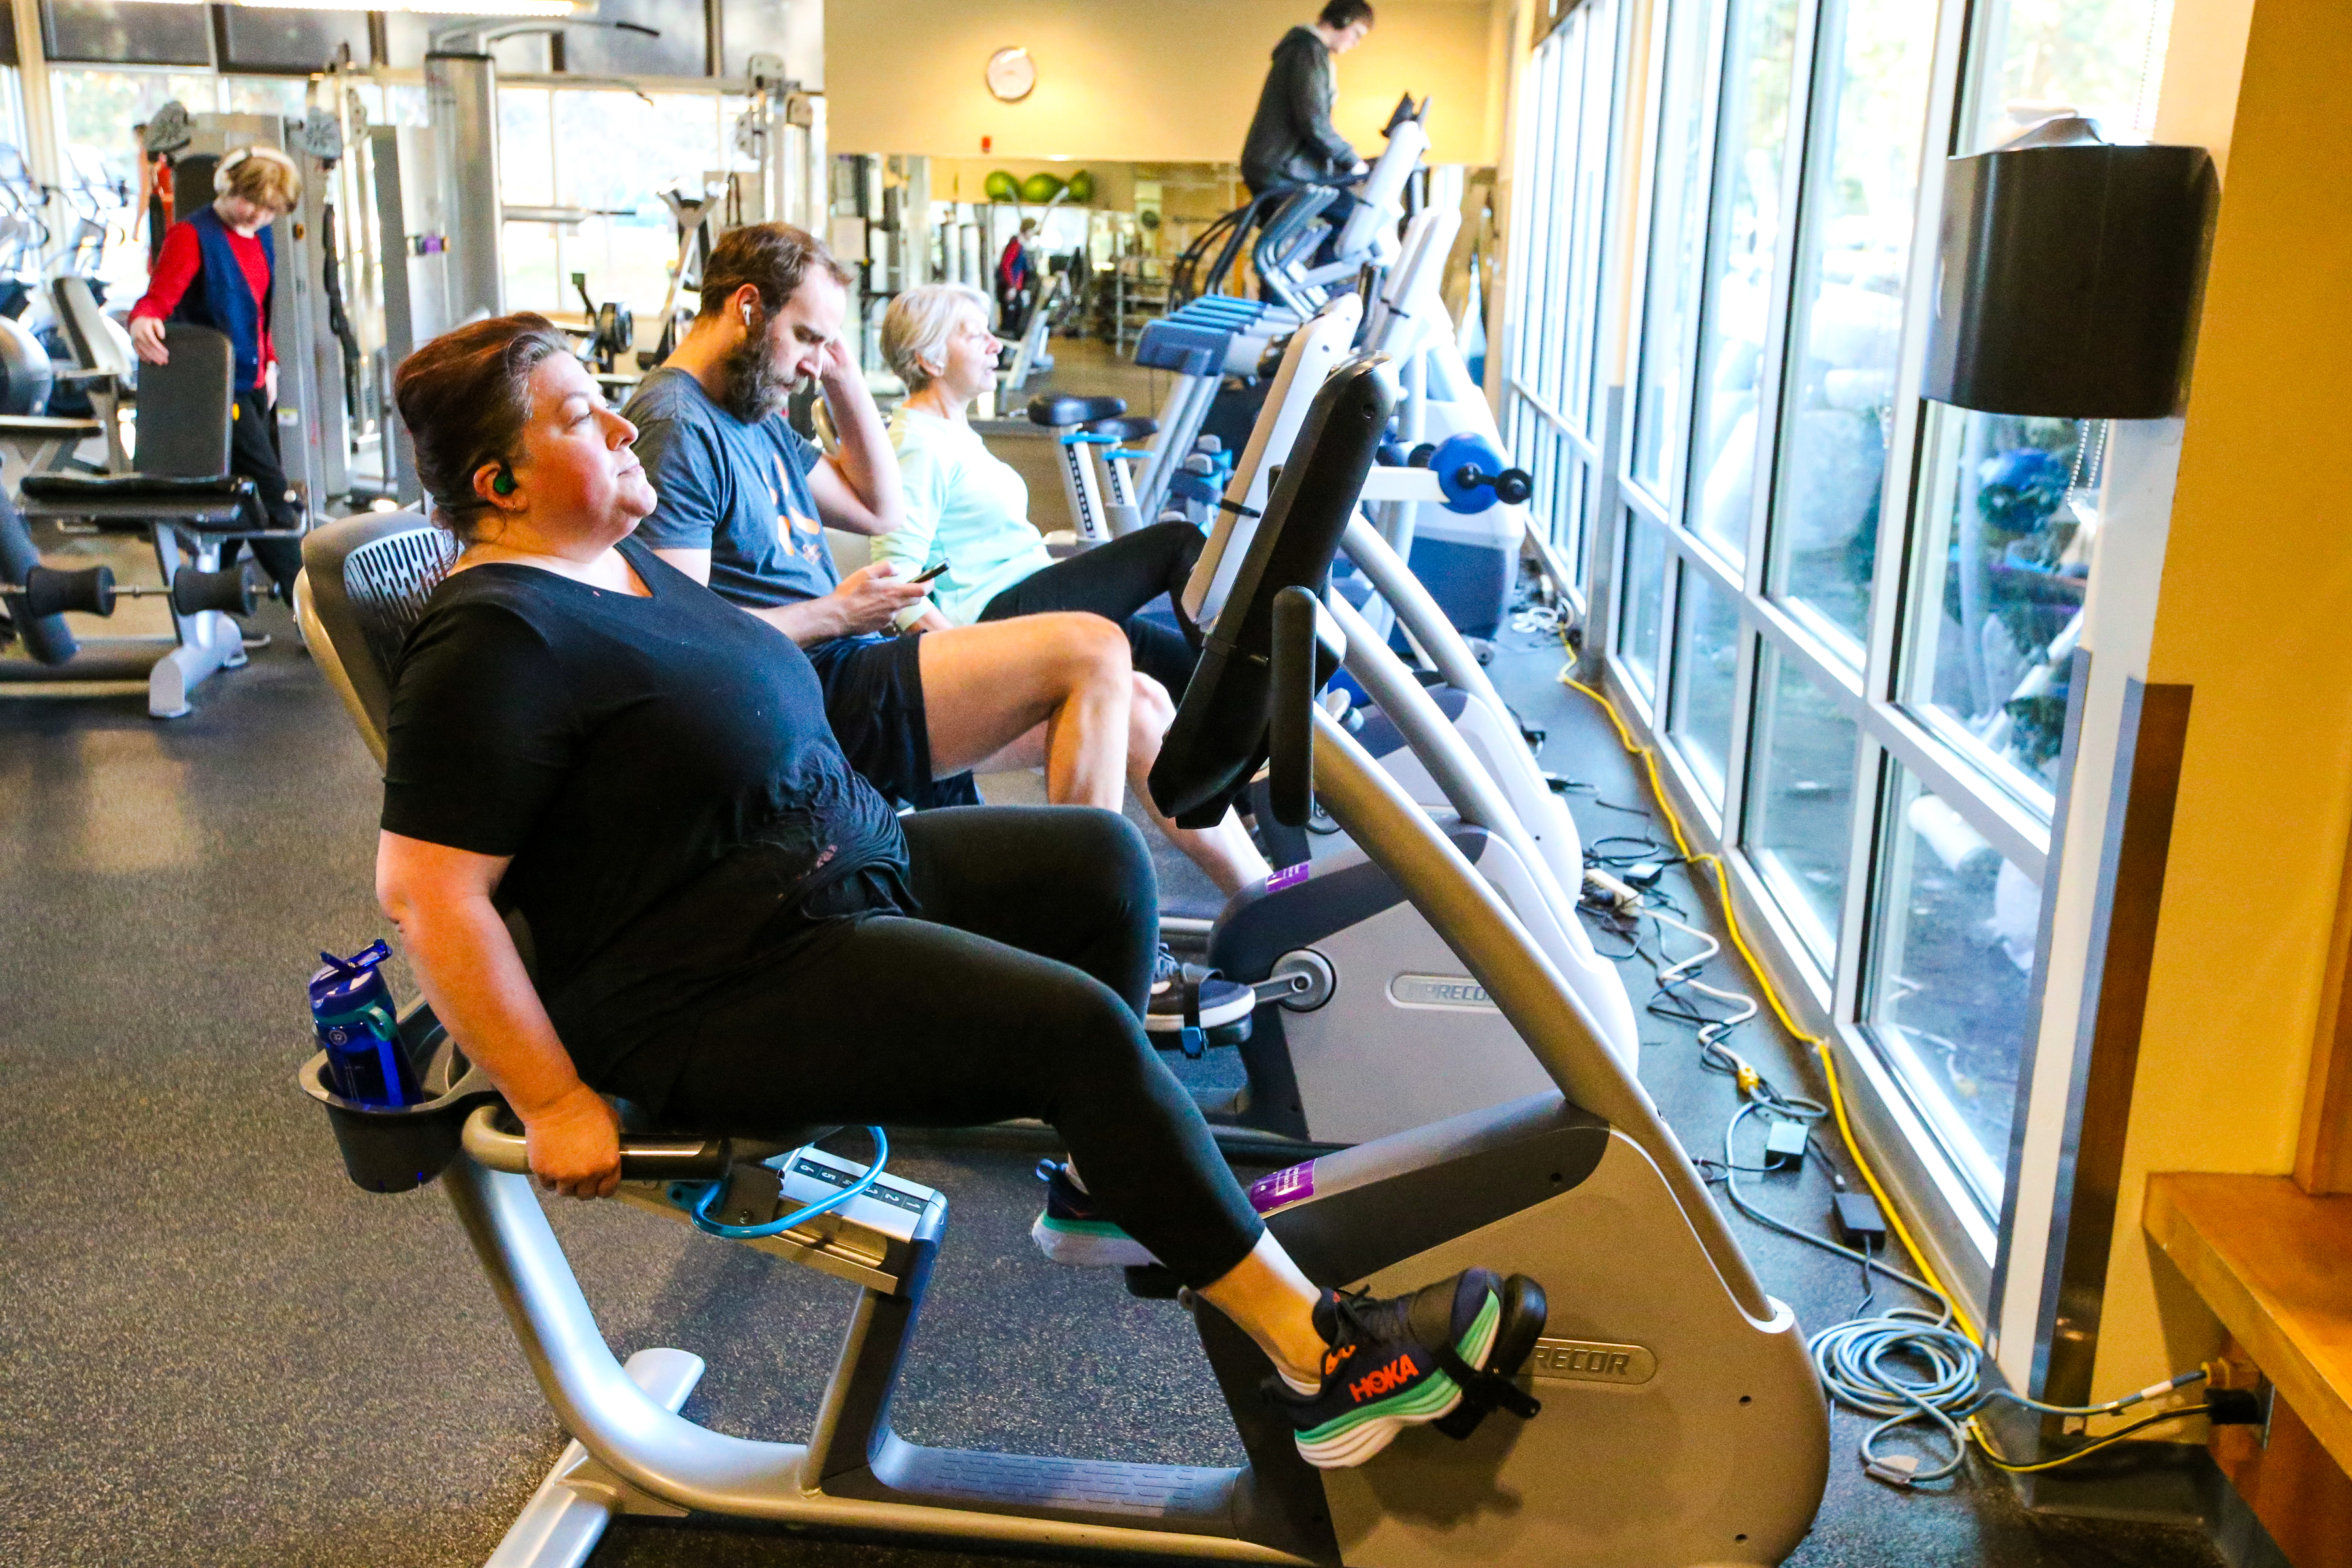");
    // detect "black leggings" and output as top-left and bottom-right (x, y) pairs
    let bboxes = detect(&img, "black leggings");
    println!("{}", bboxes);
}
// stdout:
(613, 806), (1265, 1287)
(220, 388), (302, 593)
(978, 521), (1202, 697)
